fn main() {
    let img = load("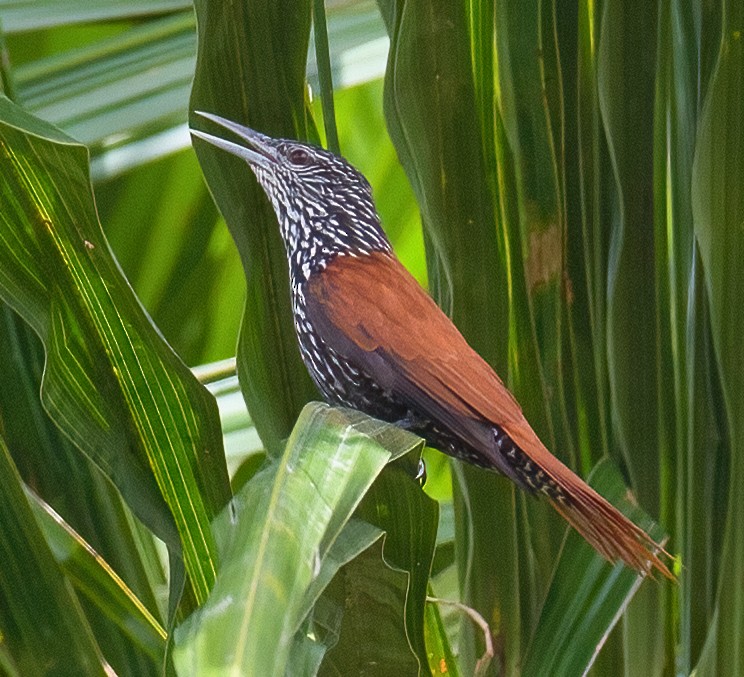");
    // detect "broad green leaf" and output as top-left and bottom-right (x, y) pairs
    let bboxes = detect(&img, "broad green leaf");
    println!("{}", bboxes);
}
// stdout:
(0, 307), (169, 674)
(691, 13), (744, 675)
(318, 538), (419, 676)
(597, 0), (662, 521)
(598, 0), (658, 492)
(27, 488), (167, 665)
(679, 260), (726, 672)
(312, 430), (438, 675)
(495, 0), (570, 457)
(95, 148), (242, 366)
(0, 96), (231, 603)
(324, 456), (439, 672)
(303, 517), (385, 624)
(0, 306), (169, 600)
(286, 518), (388, 675)
(597, 3), (671, 671)
(571, 0), (612, 471)
(655, 2), (723, 672)
(0, 435), (107, 675)
(189, 0), (318, 455)
(377, 0), (504, 338)
(522, 459), (668, 676)
(375, 3), (512, 674)
(173, 403), (425, 675)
